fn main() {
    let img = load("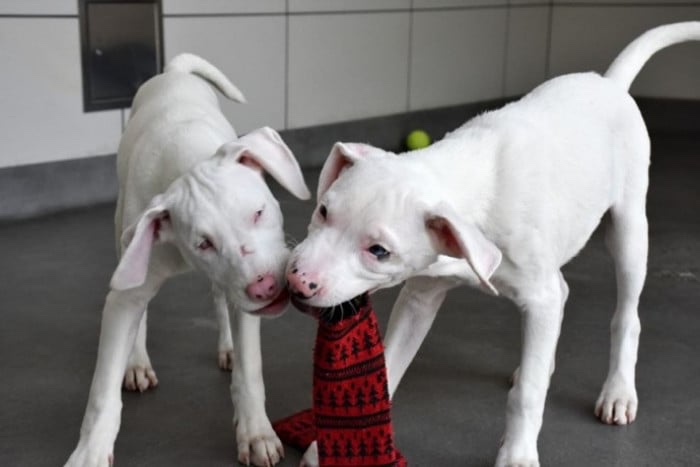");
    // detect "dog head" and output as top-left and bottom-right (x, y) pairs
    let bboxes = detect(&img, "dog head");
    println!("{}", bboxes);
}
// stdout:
(110, 127), (310, 317)
(287, 142), (501, 308)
